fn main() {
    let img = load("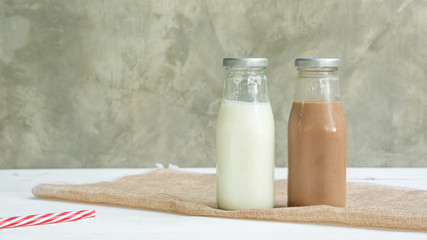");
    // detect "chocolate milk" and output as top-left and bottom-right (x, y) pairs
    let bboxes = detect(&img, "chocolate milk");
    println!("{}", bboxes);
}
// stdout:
(288, 101), (346, 207)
